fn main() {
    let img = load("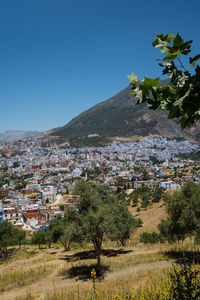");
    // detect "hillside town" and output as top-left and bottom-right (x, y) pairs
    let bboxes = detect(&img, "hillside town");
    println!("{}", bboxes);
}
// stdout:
(0, 136), (200, 230)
